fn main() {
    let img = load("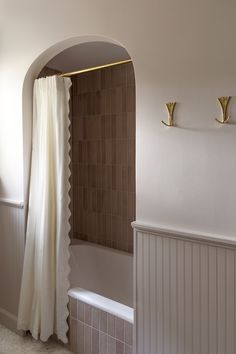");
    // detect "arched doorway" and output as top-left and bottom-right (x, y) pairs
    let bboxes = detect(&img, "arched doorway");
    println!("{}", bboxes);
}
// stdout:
(22, 36), (136, 352)
(23, 36), (135, 255)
